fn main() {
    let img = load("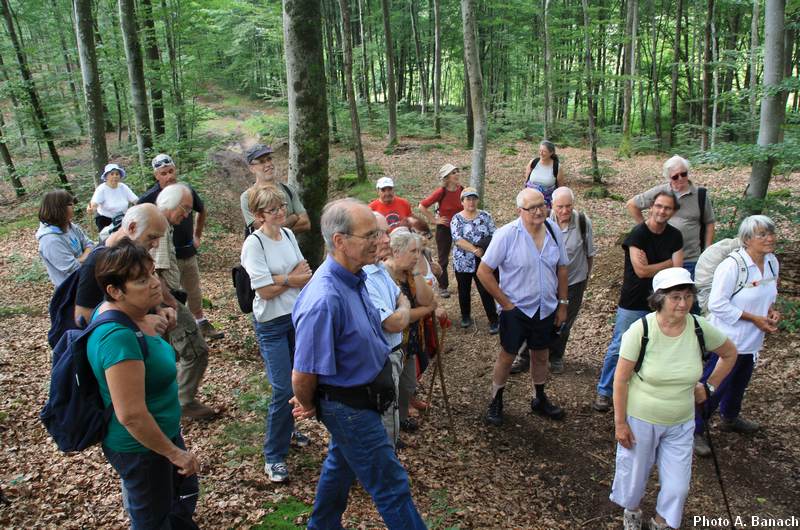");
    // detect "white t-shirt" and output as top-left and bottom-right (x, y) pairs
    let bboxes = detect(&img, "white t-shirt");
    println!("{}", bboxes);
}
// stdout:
(241, 229), (304, 323)
(91, 183), (138, 218)
(529, 161), (556, 187)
